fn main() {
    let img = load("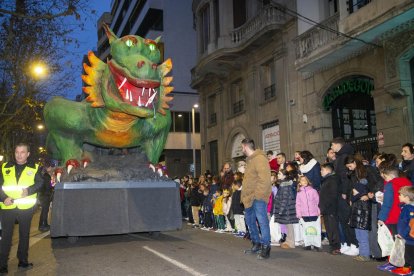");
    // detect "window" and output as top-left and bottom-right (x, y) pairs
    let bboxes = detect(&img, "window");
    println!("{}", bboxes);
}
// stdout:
(328, 0), (338, 16)
(208, 95), (217, 125)
(347, 0), (372, 14)
(200, 4), (210, 53)
(214, 0), (220, 40)
(262, 60), (276, 101)
(233, 0), (246, 28)
(231, 81), (244, 115)
(171, 111), (200, 133)
(209, 140), (219, 175)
